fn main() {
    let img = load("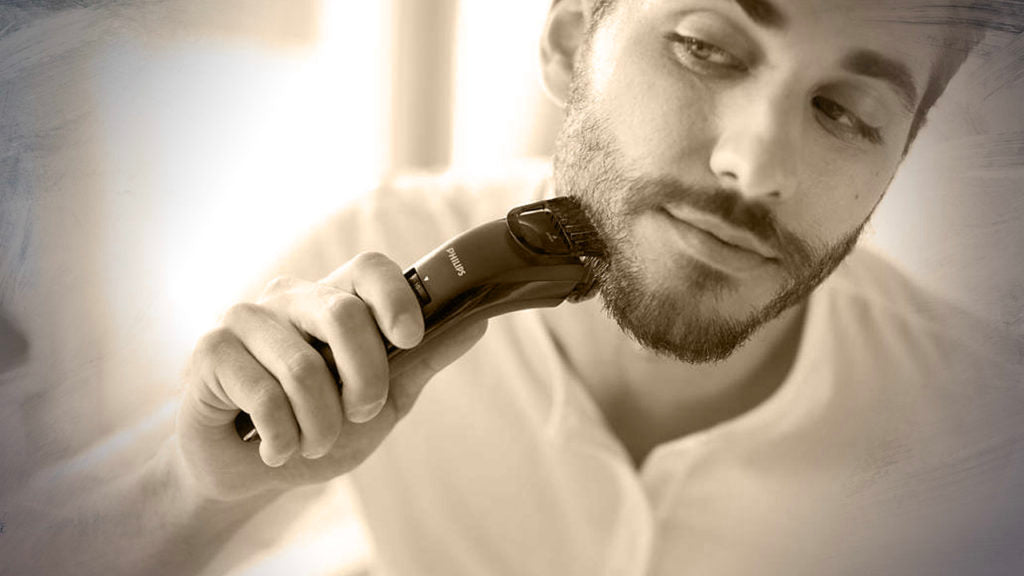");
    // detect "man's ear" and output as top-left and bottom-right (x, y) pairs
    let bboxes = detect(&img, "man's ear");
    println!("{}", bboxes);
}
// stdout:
(539, 0), (592, 109)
